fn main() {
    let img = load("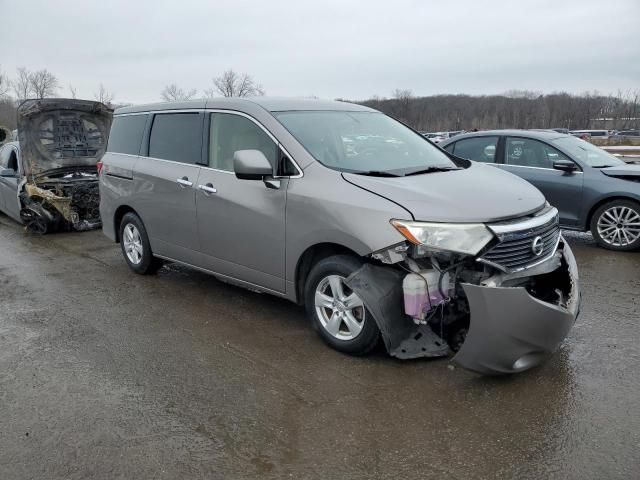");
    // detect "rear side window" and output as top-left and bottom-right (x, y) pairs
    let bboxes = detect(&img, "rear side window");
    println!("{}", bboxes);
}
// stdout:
(453, 136), (498, 163)
(149, 113), (202, 164)
(107, 115), (147, 155)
